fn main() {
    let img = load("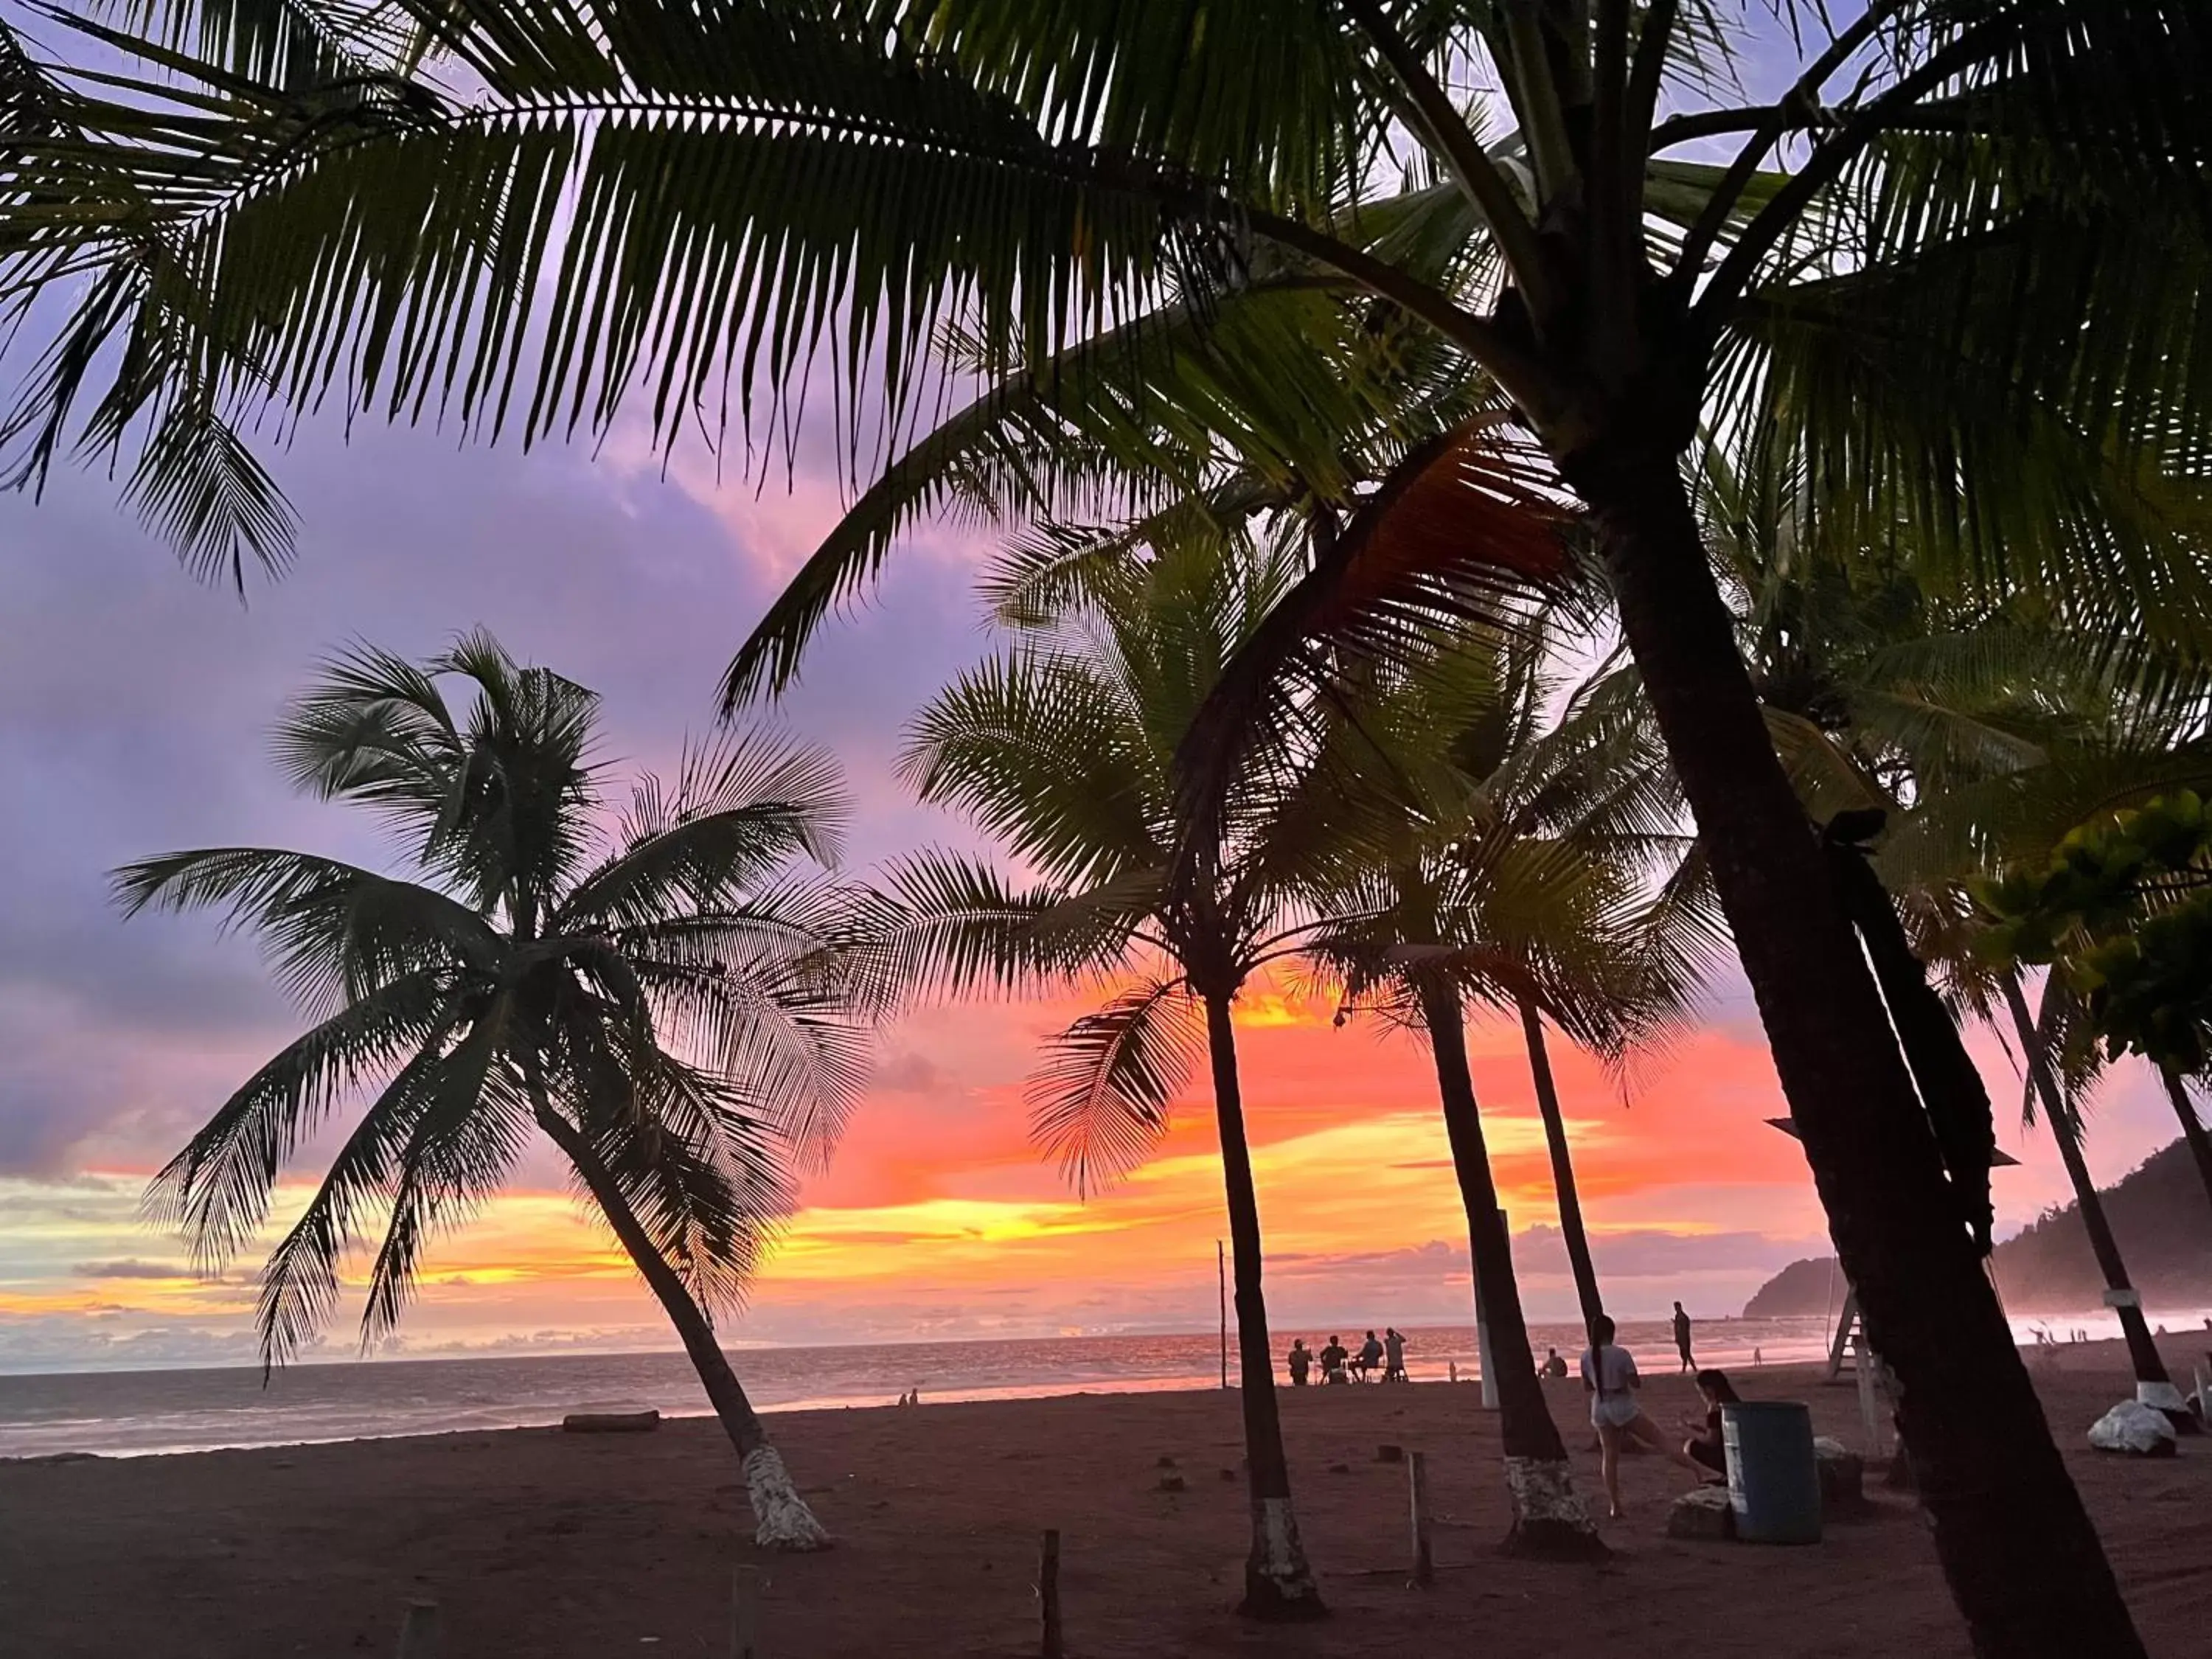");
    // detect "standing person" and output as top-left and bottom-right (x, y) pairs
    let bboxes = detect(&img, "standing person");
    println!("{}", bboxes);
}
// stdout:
(1672, 1301), (1696, 1373)
(1355, 1330), (1385, 1382)
(1287, 1339), (1312, 1388)
(1382, 1327), (1408, 1382)
(1581, 1315), (1683, 1520)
